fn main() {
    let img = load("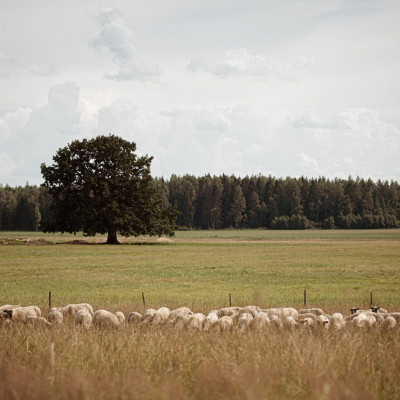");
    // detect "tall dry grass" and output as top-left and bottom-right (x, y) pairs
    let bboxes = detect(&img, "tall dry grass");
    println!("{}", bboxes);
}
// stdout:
(1, 318), (400, 400)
